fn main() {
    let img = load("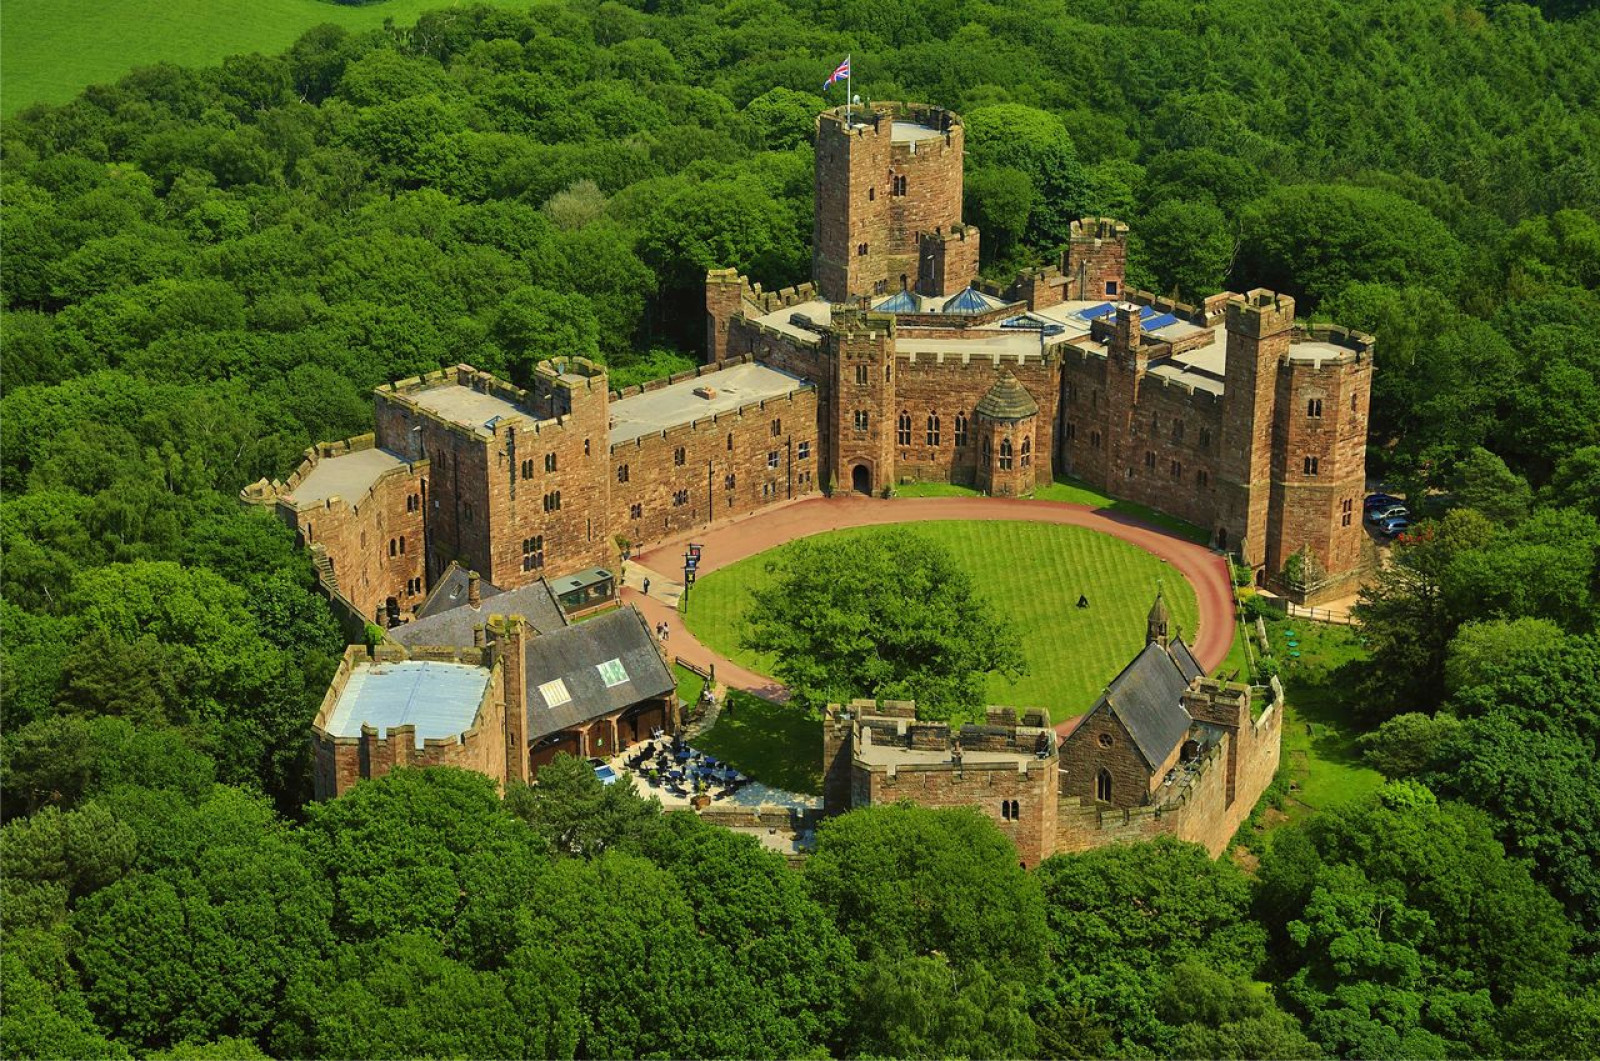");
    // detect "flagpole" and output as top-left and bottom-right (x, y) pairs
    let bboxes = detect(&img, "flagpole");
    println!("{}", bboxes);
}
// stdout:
(846, 56), (852, 125)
